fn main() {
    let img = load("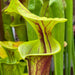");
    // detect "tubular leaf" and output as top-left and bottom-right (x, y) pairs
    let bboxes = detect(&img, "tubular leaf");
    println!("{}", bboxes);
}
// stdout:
(5, 0), (67, 75)
(0, 41), (23, 63)
(0, 41), (26, 75)
(65, 0), (73, 75)
(1, 0), (14, 41)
